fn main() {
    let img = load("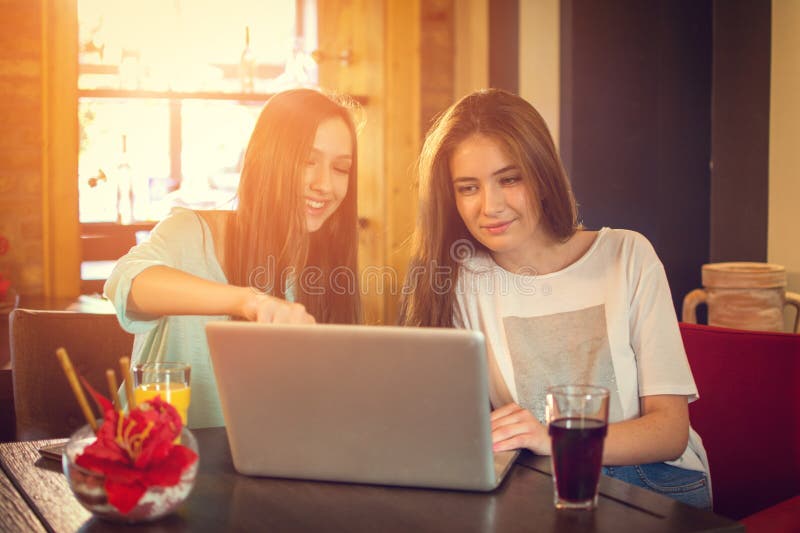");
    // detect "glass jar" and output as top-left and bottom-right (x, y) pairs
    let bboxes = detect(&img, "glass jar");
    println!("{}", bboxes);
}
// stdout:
(62, 422), (198, 523)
